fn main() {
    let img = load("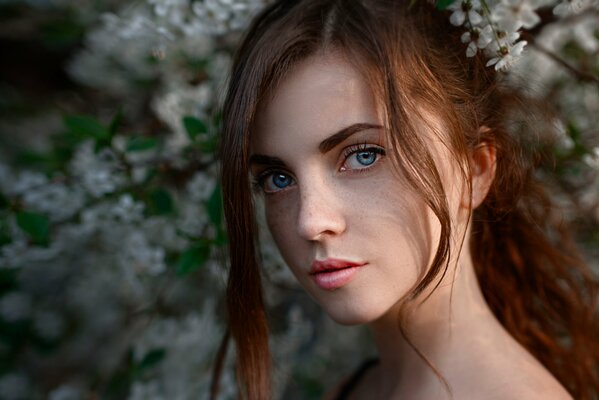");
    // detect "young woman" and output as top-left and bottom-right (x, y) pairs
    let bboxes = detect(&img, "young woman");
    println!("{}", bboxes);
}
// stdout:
(211, 1), (599, 399)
